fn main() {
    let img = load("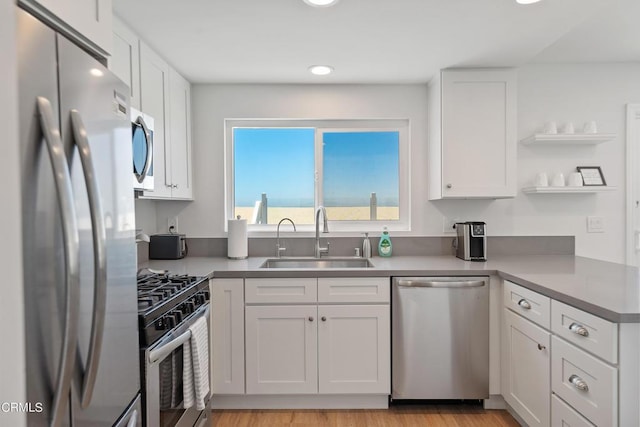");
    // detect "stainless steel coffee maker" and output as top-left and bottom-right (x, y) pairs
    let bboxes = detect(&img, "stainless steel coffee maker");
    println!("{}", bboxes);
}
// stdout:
(454, 222), (487, 261)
